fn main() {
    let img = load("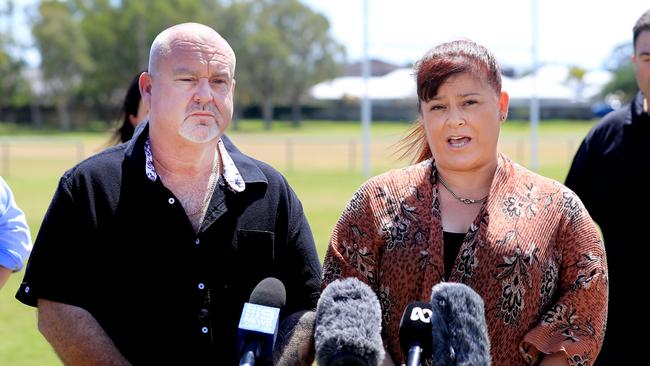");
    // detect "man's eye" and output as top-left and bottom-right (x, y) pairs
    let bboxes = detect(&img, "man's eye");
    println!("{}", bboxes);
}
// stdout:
(430, 105), (445, 111)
